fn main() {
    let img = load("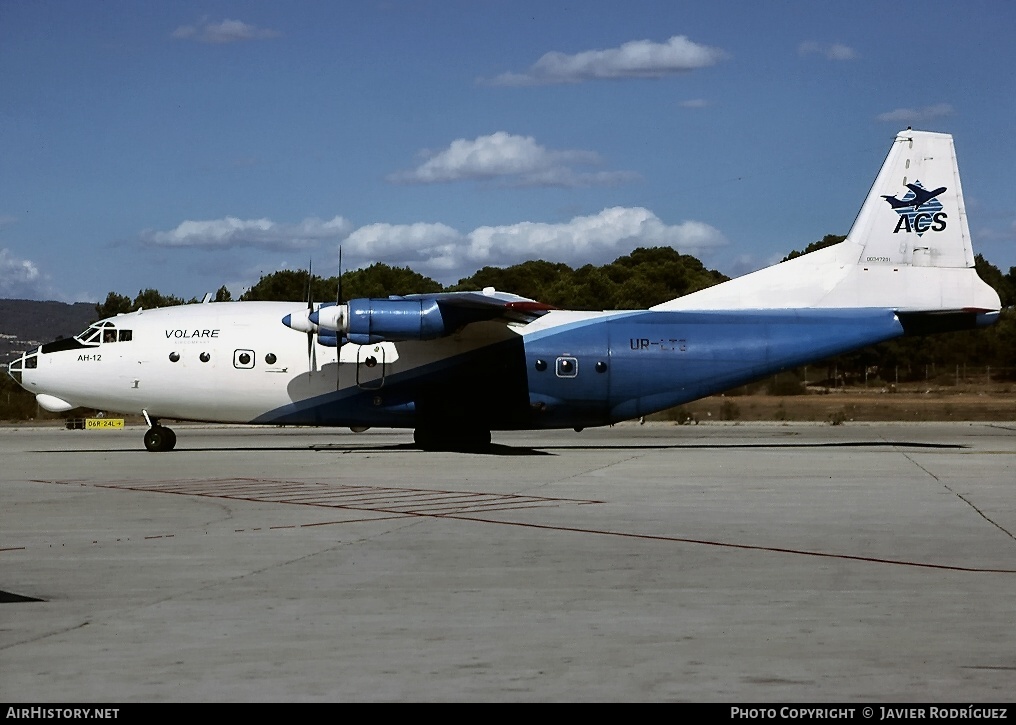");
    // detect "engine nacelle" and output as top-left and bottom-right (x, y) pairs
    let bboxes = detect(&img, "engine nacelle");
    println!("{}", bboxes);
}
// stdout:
(313, 299), (448, 344)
